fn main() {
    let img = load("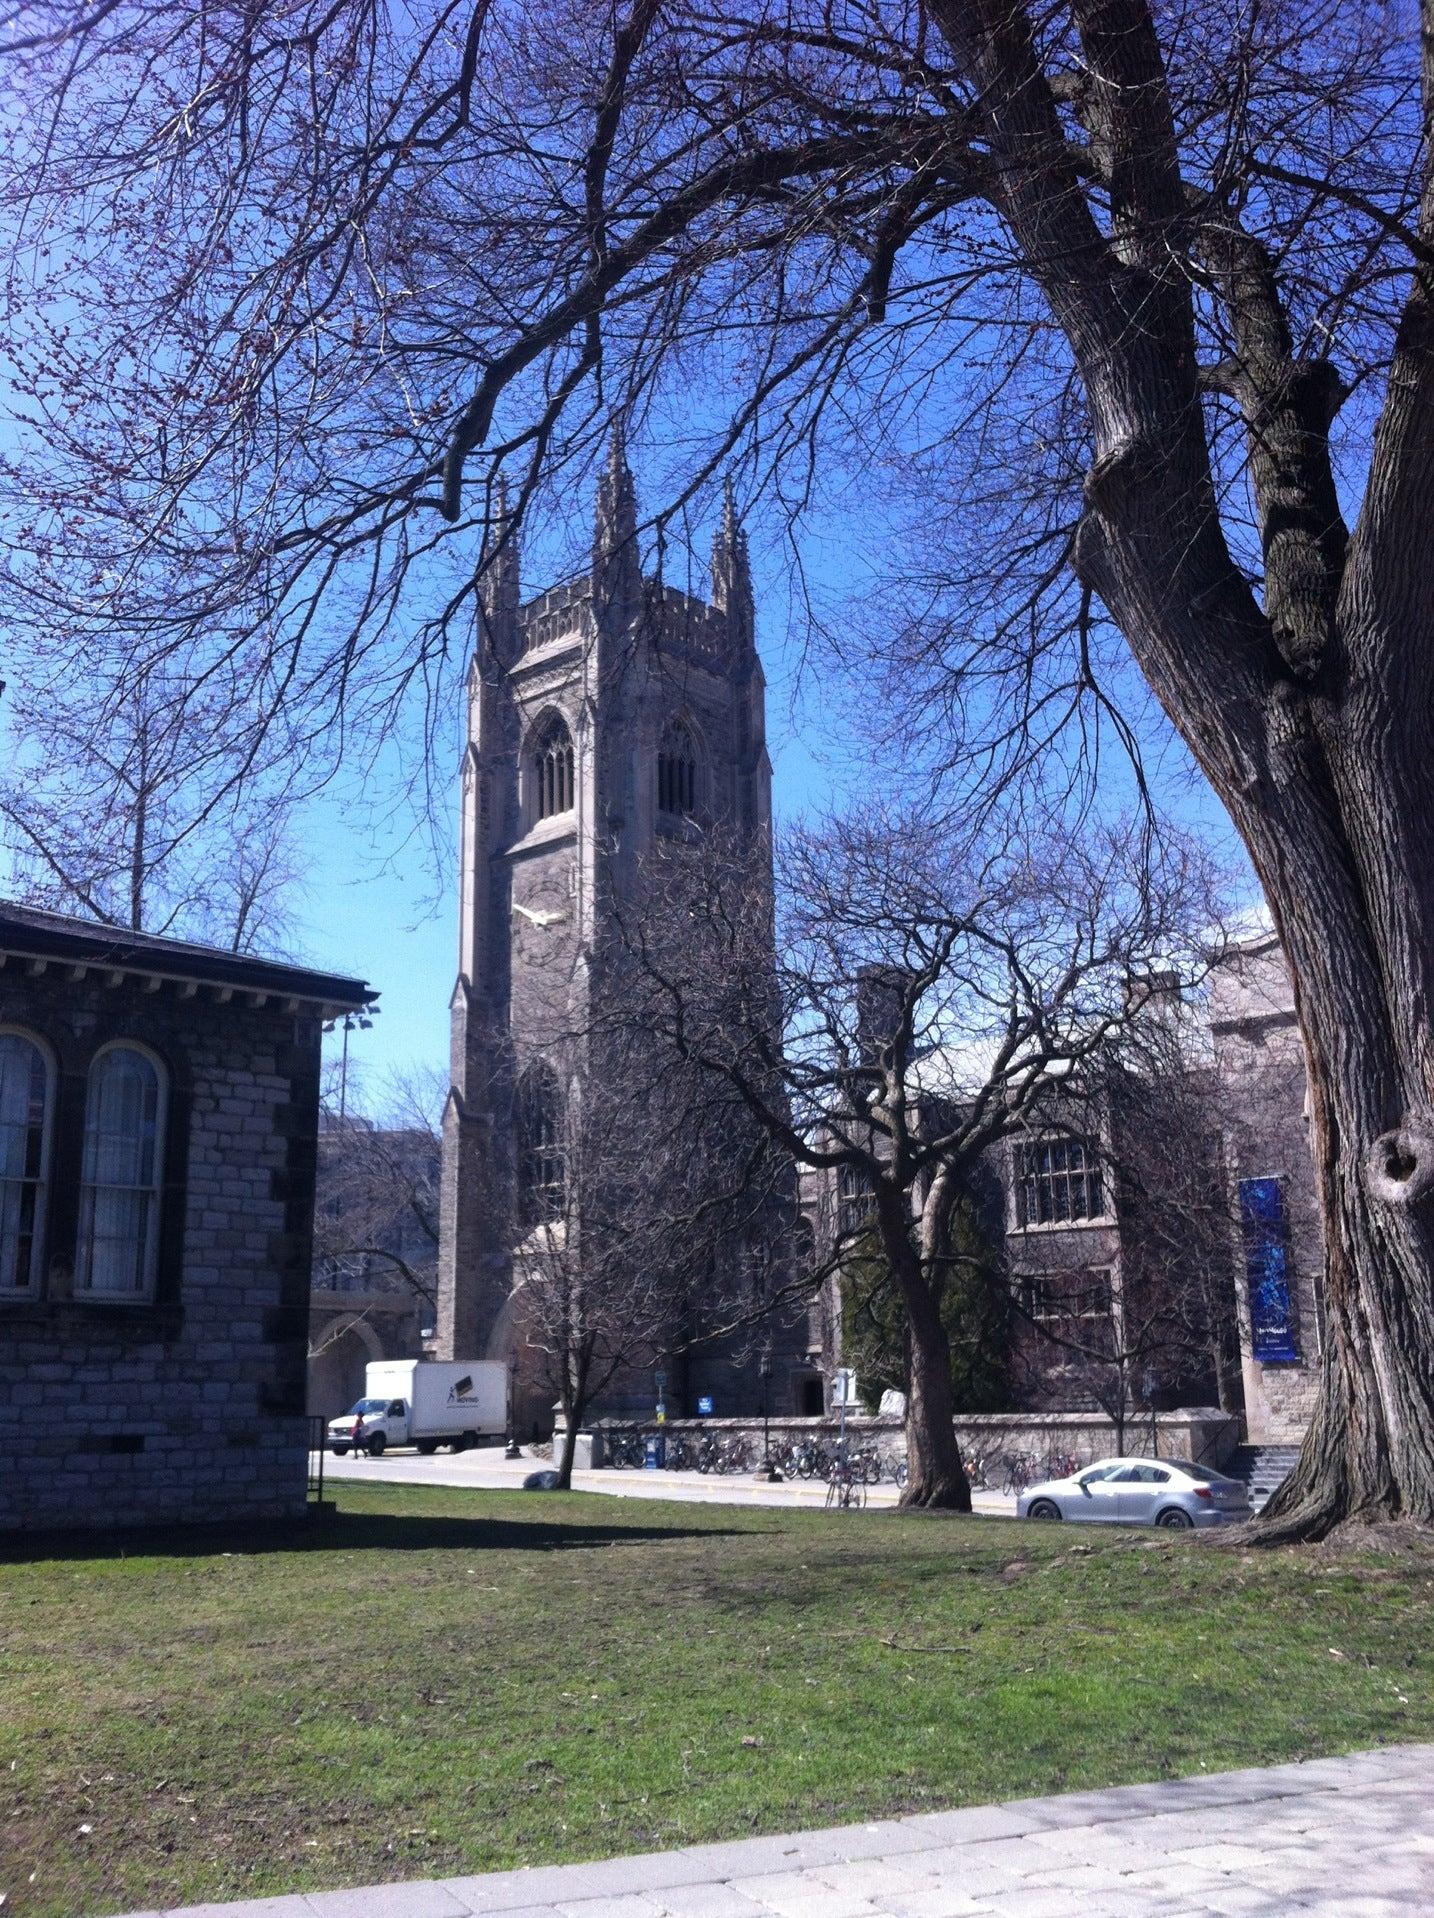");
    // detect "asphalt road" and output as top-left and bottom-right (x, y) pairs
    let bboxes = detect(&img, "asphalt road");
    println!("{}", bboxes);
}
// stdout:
(319, 1443), (1020, 1514)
